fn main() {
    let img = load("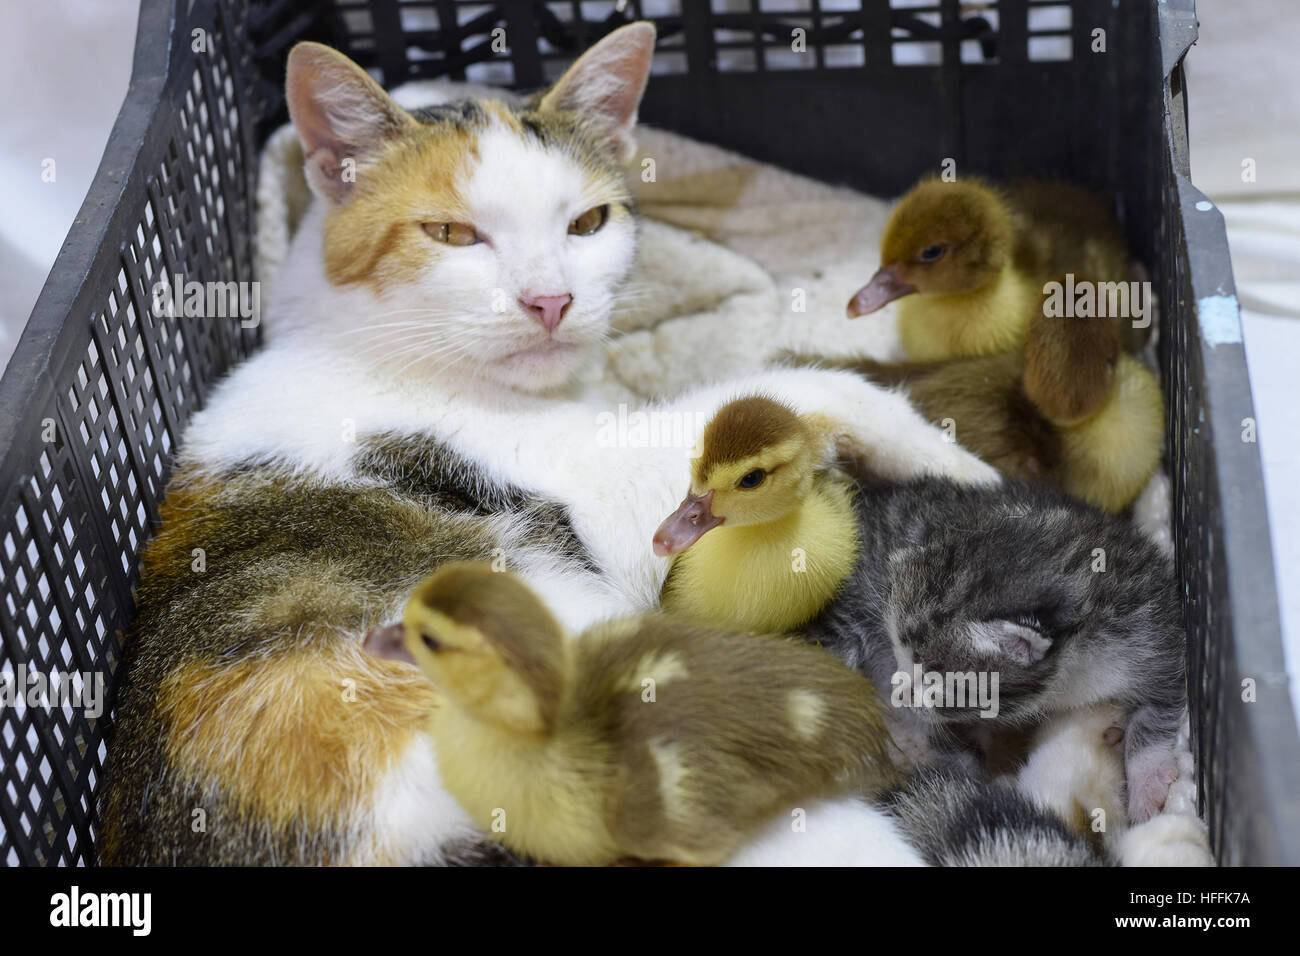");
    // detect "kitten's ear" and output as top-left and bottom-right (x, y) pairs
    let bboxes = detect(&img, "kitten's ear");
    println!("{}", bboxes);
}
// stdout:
(286, 42), (416, 203)
(971, 620), (1053, 666)
(538, 22), (656, 161)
